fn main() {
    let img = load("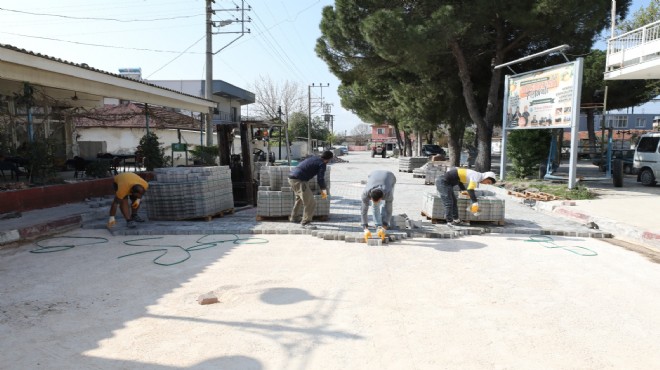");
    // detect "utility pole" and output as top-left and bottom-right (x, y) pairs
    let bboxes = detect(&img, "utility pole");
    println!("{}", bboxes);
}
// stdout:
(205, 0), (251, 146)
(205, 0), (214, 146)
(307, 83), (329, 154)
